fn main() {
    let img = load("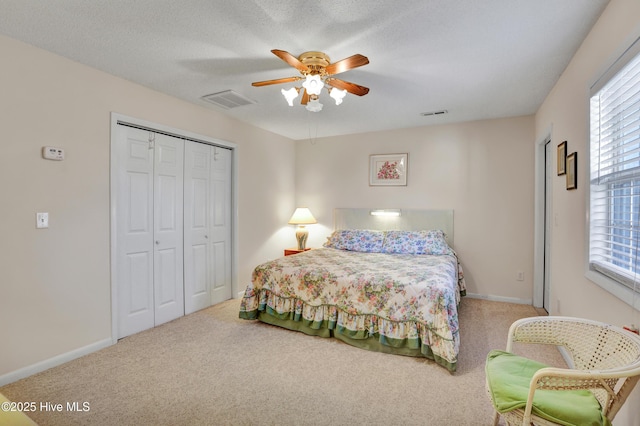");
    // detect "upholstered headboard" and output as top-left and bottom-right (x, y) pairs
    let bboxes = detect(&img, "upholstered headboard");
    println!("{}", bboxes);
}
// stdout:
(333, 208), (454, 247)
